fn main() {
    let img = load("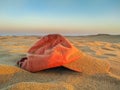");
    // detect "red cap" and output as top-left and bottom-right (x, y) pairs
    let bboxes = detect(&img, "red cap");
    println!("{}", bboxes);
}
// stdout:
(18, 34), (110, 74)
